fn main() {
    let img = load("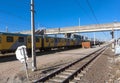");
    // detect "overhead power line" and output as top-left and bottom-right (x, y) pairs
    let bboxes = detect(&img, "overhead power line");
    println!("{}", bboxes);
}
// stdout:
(86, 0), (99, 24)
(86, 0), (107, 38)
(75, 0), (94, 22)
